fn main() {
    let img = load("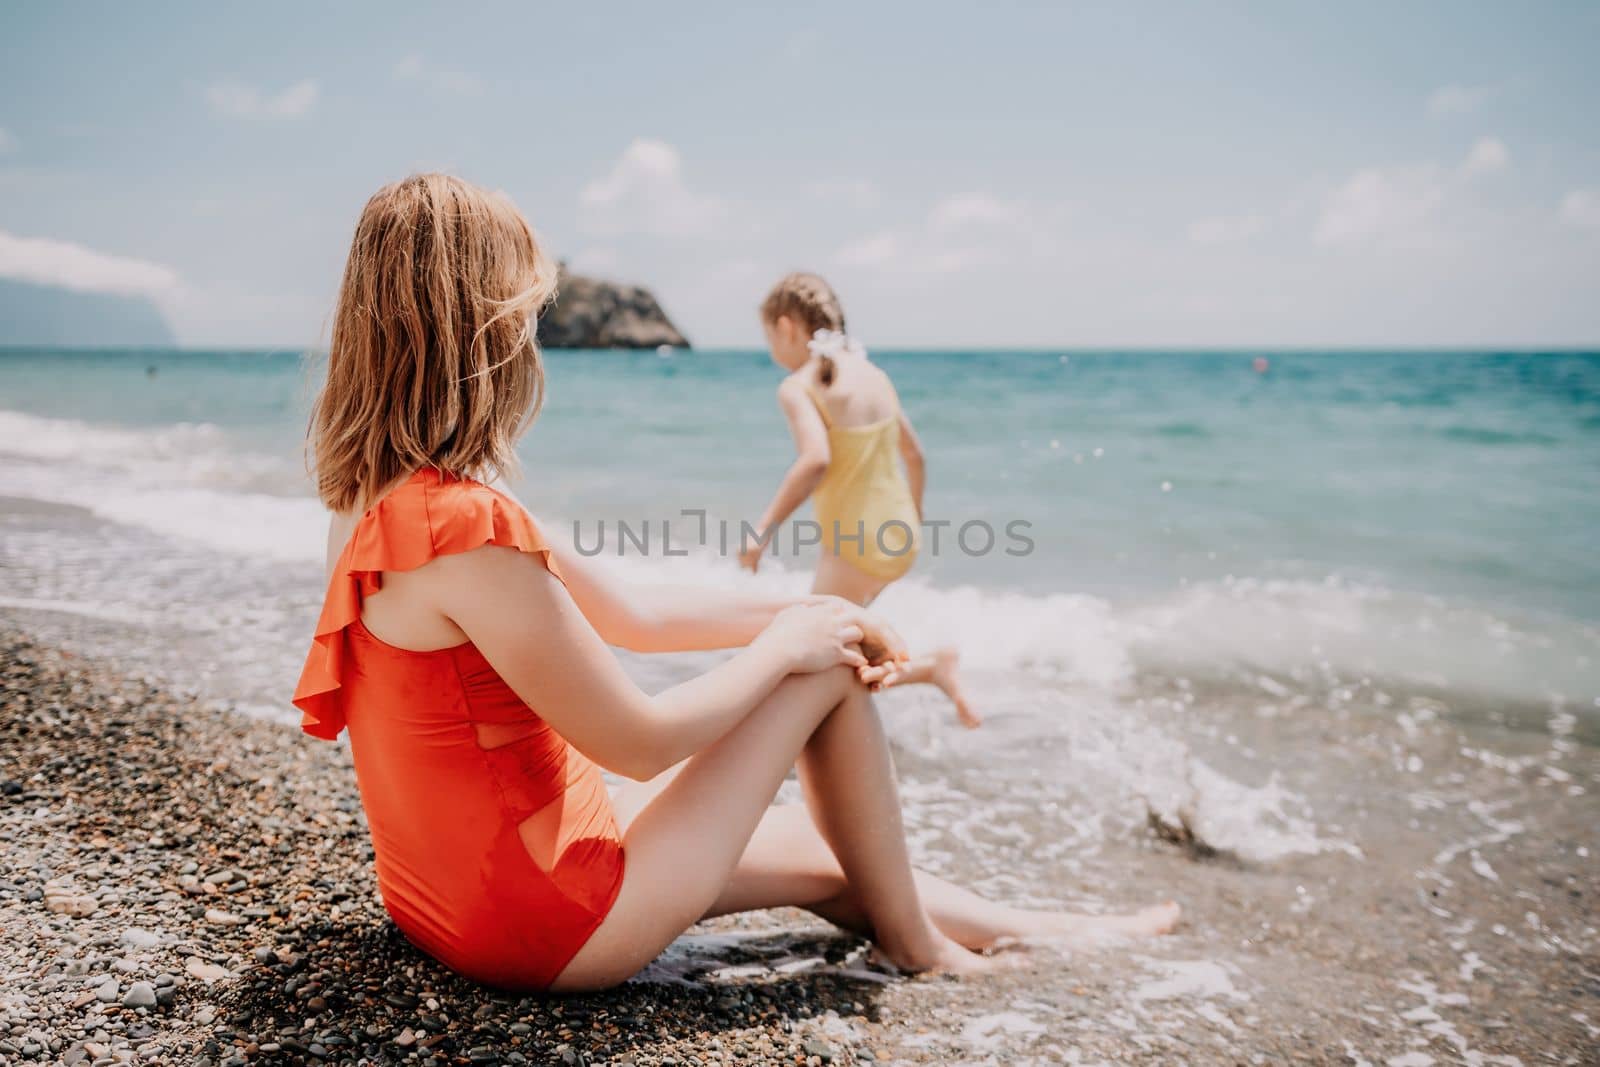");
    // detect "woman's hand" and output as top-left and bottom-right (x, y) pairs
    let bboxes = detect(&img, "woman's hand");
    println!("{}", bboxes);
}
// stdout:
(844, 604), (908, 669)
(754, 601), (871, 674)
(755, 602), (867, 673)
(756, 597), (911, 688)
(844, 604), (910, 691)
